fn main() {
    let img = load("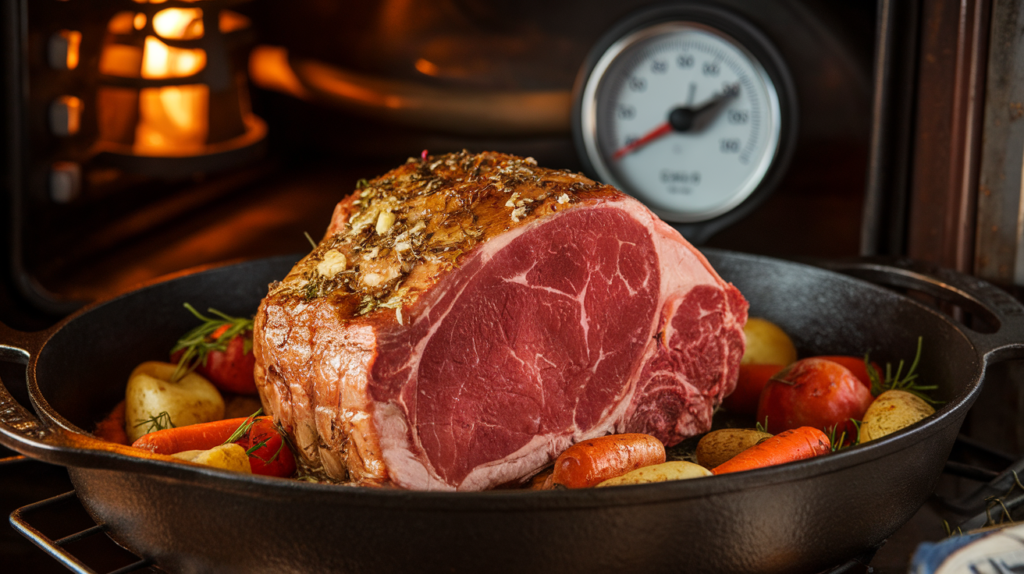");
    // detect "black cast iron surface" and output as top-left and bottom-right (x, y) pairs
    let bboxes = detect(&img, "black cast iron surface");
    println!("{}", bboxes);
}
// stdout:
(1, 250), (1023, 574)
